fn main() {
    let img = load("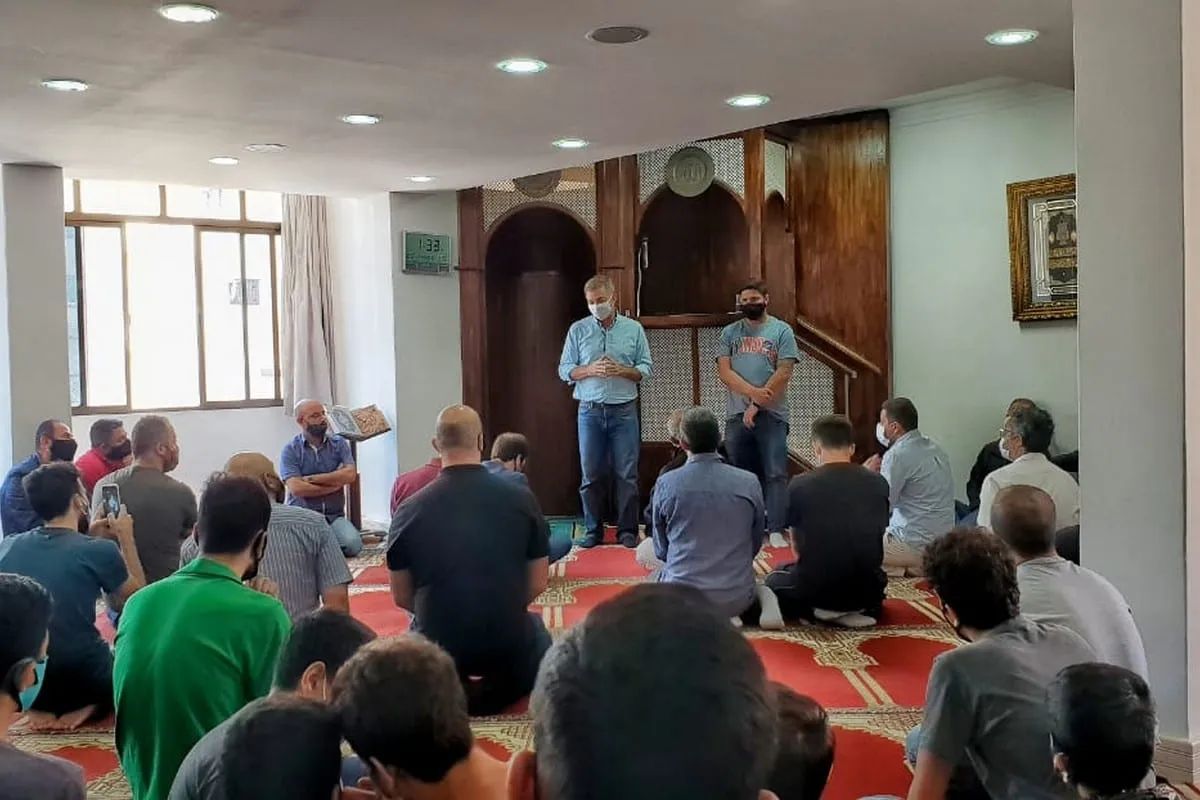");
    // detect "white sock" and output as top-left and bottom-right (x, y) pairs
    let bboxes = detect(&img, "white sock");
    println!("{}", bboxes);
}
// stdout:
(756, 584), (785, 630)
